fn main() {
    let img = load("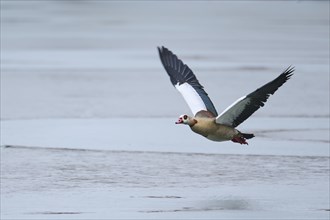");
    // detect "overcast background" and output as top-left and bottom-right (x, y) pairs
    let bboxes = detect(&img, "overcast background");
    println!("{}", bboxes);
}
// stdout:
(1, 1), (329, 219)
